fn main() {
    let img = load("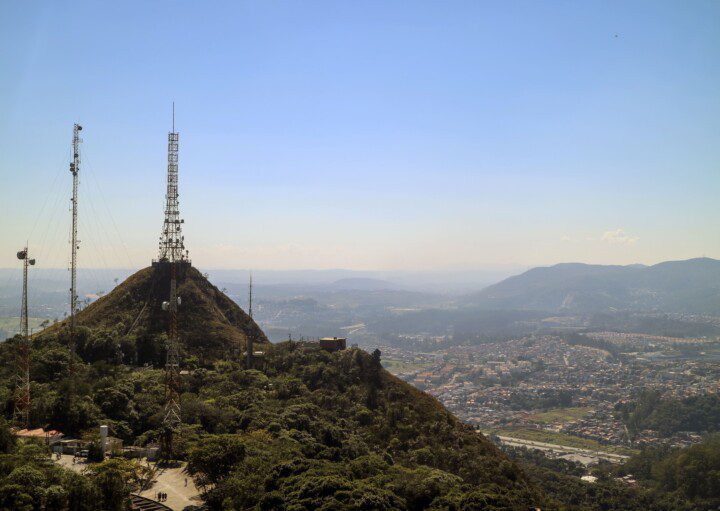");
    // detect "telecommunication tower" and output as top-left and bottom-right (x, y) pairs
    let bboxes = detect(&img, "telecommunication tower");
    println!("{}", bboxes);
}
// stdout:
(158, 105), (187, 263)
(13, 247), (35, 428)
(69, 124), (82, 355)
(159, 105), (187, 459)
(246, 273), (253, 368)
